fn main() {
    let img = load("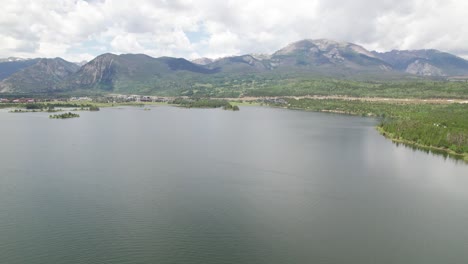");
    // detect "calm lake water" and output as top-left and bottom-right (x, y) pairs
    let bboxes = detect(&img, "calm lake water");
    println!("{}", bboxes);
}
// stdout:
(0, 106), (467, 264)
